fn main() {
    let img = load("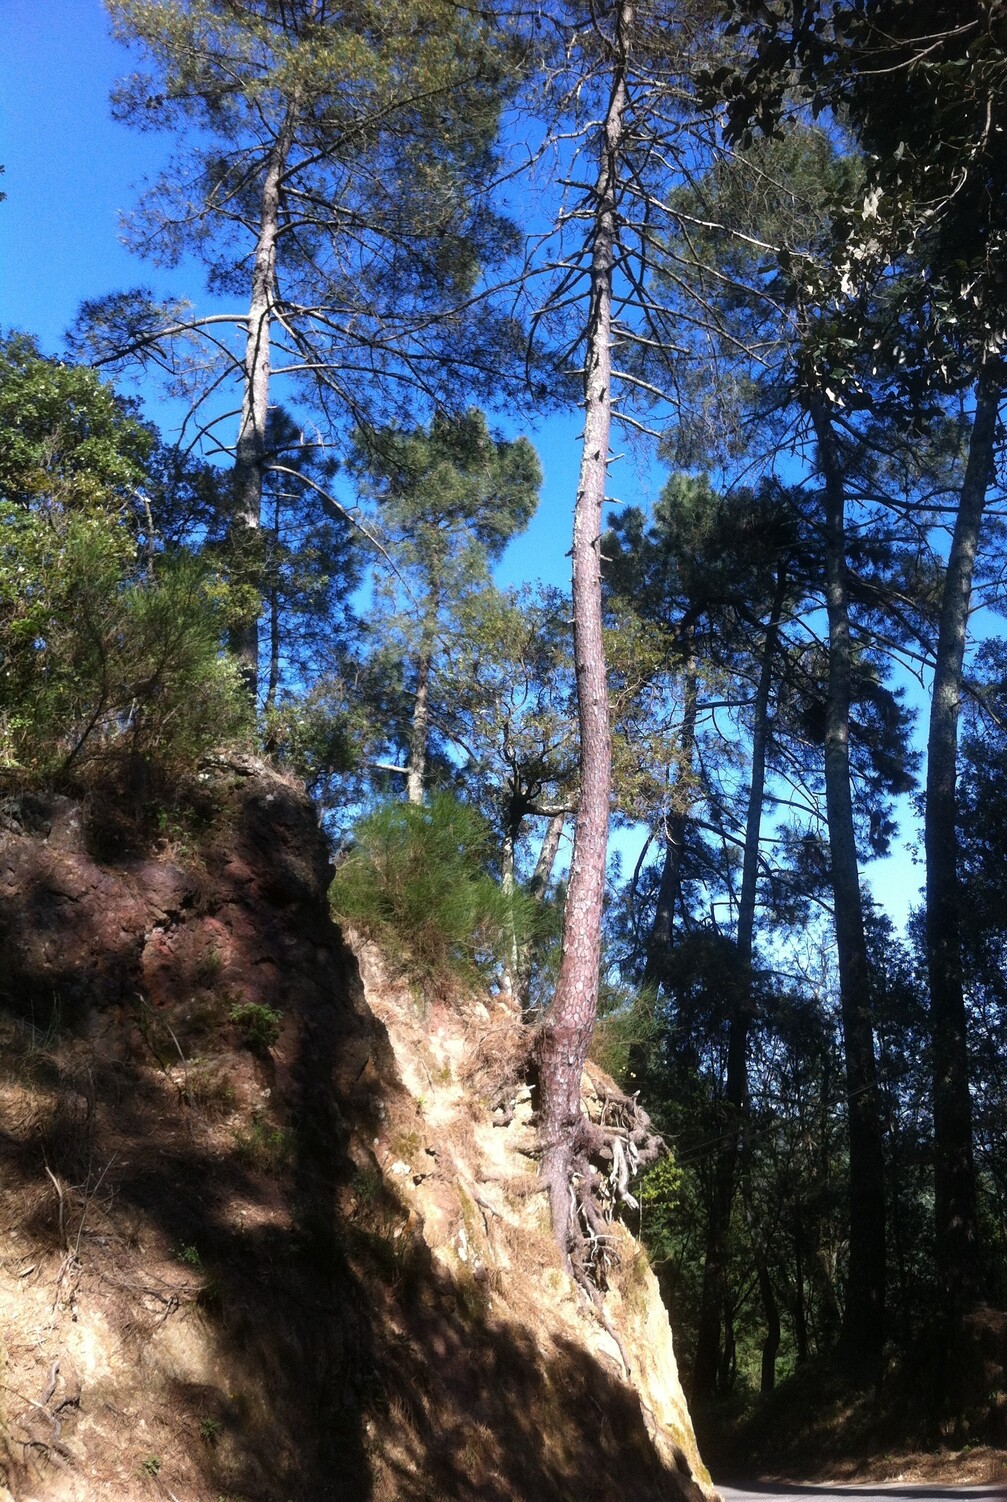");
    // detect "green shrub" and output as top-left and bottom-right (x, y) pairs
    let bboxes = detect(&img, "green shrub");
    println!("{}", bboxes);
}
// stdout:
(329, 793), (537, 992)
(0, 536), (249, 783)
(229, 1000), (283, 1053)
(233, 1117), (293, 1173)
(198, 1415), (222, 1445)
(0, 336), (250, 789)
